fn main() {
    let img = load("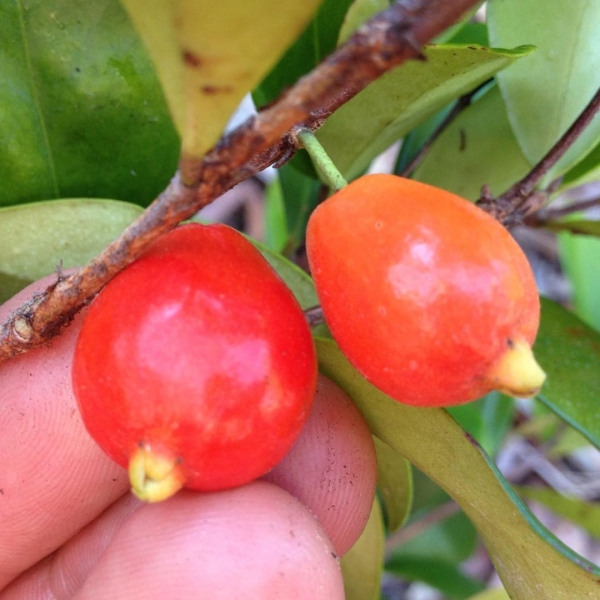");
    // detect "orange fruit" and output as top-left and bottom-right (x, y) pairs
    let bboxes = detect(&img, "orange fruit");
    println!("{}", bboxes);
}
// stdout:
(306, 174), (545, 407)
